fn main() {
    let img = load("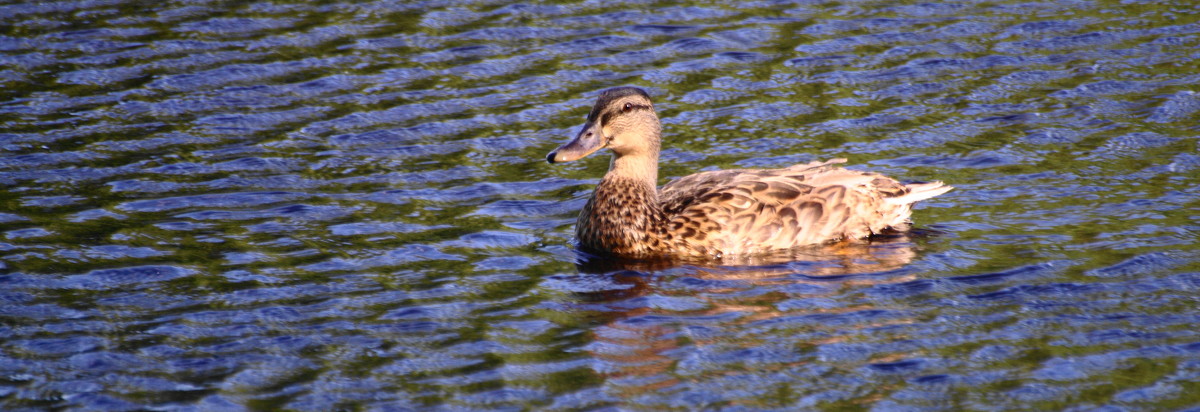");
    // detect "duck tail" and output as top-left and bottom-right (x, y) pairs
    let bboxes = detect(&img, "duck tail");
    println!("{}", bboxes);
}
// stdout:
(885, 182), (954, 205)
